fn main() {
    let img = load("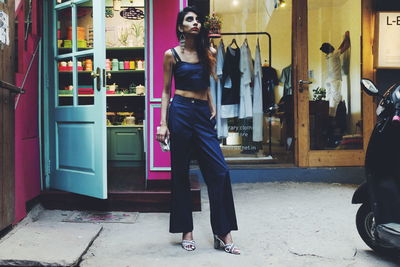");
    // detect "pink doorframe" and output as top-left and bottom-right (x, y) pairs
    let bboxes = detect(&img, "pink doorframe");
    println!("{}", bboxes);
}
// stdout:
(14, 0), (41, 223)
(146, 0), (187, 180)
